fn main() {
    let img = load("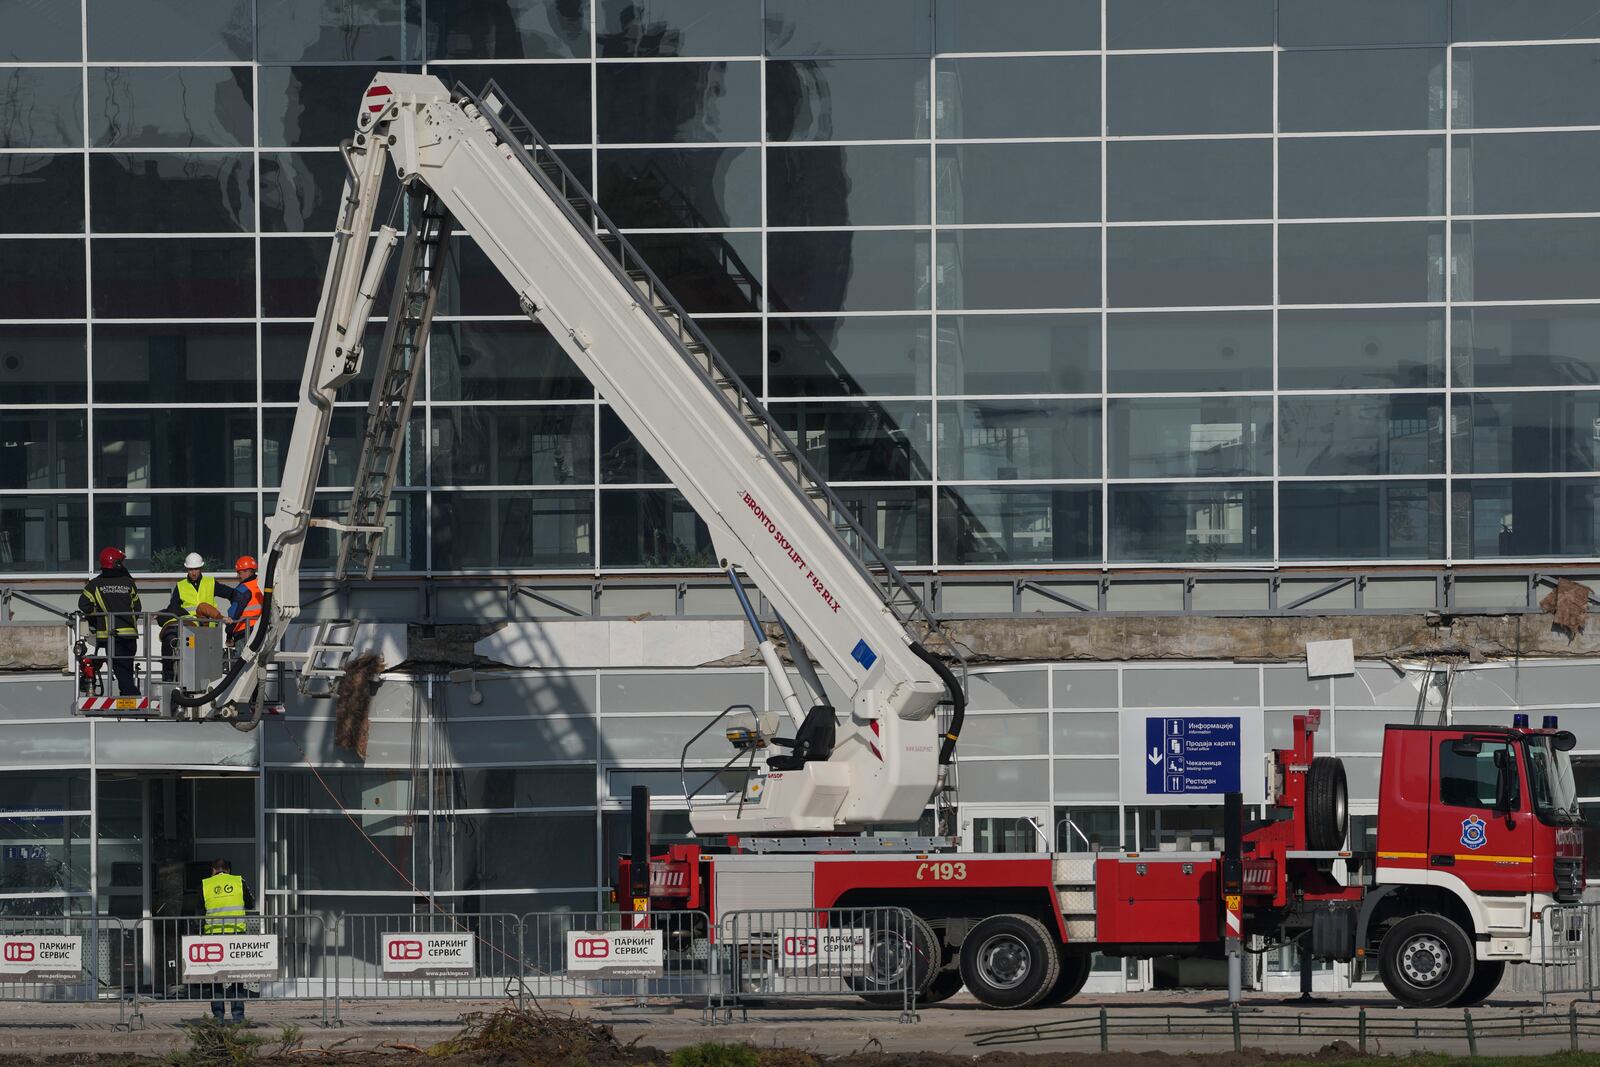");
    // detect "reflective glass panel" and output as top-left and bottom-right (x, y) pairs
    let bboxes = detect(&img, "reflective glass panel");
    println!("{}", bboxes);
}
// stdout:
(600, 406), (666, 484)
(600, 0), (759, 57)
(1454, 133), (1600, 216)
(937, 142), (1098, 226)
(0, 68), (84, 147)
(771, 400), (932, 481)
(1279, 48), (1445, 132)
(699, 318), (762, 385)
(427, 320), (592, 403)
(92, 238), (254, 318)
(770, 316), (931, 397)
(0, 1), (80, 60)
(90, 153), (253, 233)
(86, 0), (252, 61)
(769, 231), (927, 313)
(0, 238), (85, 318)
(1108, 140), (1271, 222)
(1107, 226), (1271, 308)
(260, 235), (386, 318)
(1279, 0), (1446, 46)
(1455, 45), (1600, 129)
(1109, 483), (1271, 563)
(600, 489), (715, 568)
(628, 231), (762, 313)
(1109, 0), (1273, 48)
(261, 151), (355, 232)
(1280, 481), (1444, 560)
(296, 489), (424, 571)
(1279, 222), (1445, 305)
(259, 65), (416, 147)
(769, 58), (927, 142)
(597, 61), (758, 143)
(1279, 395), (1445, 476)
(429, 0), (588, 58)
(939, 486), (1100, 565)
(1452, 306), (1600, 389)
(1107, 311), (1271, 393)
(95, 493), (258, 570)
(94, 324), (254, 404)
(0, 496), (86, 572)
(770, 144), (929, 227)
(262, 408), (422, 488)
(935, 0), (1098, 52)
(1108, 53), (1270, 135)
(1452, 479), (1600, 559)
(436, 240), (521, 317)
(1279, 308), (1445, 390)
(93, 410), (257, 488)
(1452, 392), (1600, 474)
(433, 490), (593, 569)
(0, 413), (86, 489)
(261, 323), (382, 403)
(444, 64), (591, 146)
(89, 67), (253, 147)
(258, 0), (420, 61)
(0, 326), (86, 403)
(767, 0), (930, 56)
(1280, 136), (1445, 219)
(938, 400), (1100, 481)
(1453, 1), (1600, 41)
(600, 147), (760, 228)
(836, 486), (931, 565)
(0, 154), (83, 233)
(937, 314), (1099, 396)
(1455, 219), (1600, 302)
(1109, 397), (1272, 478)
(937, 228), (1100, 311)
(937, 57), (1099, 138)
